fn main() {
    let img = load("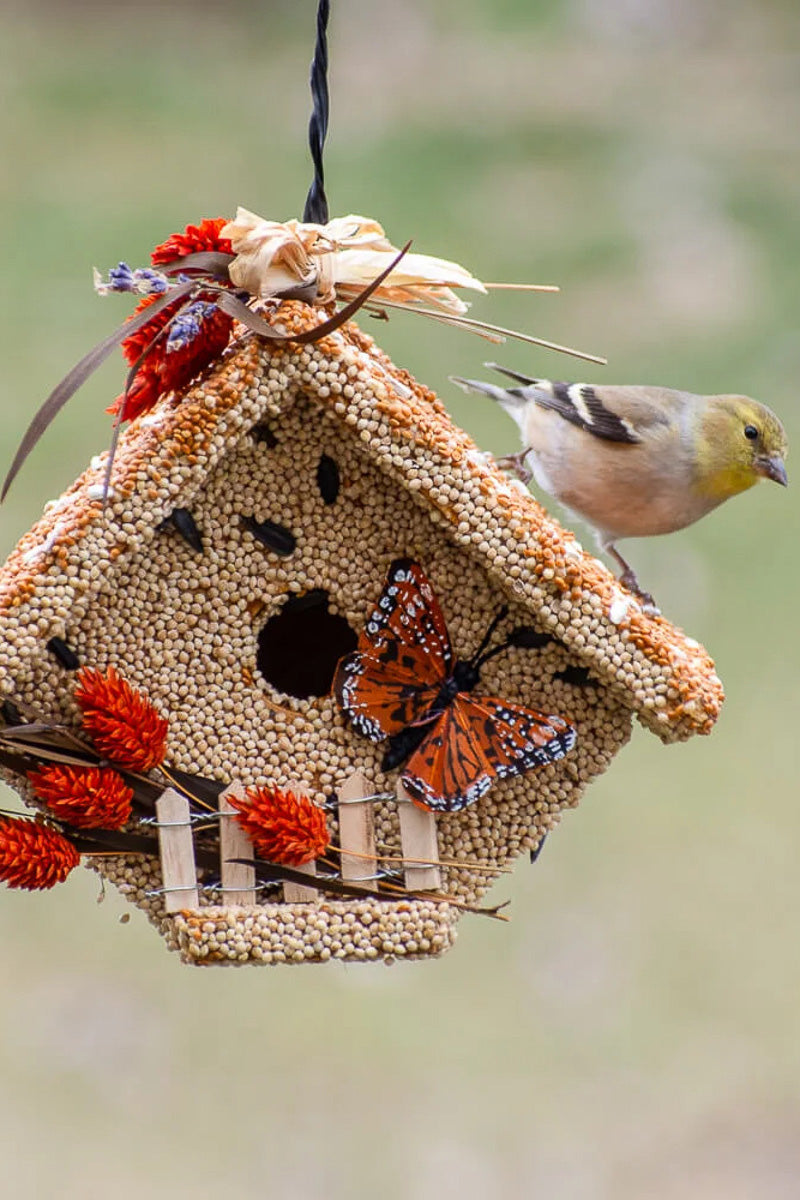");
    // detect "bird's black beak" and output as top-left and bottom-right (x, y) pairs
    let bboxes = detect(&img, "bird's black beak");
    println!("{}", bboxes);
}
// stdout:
(756, 455), (788, 486)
